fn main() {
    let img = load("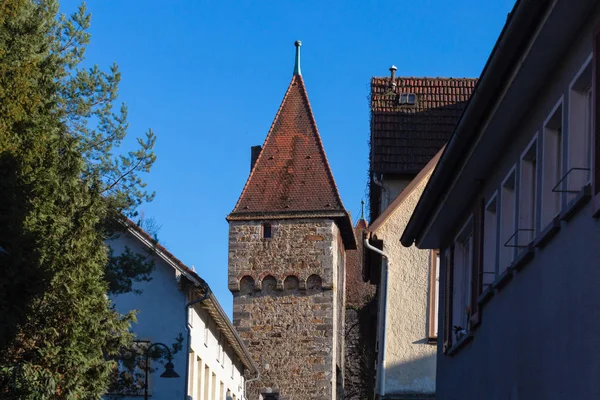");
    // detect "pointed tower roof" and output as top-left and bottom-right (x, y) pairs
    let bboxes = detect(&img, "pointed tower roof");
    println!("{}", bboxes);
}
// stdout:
(228, 42), (356, 249)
